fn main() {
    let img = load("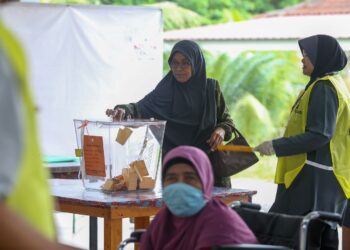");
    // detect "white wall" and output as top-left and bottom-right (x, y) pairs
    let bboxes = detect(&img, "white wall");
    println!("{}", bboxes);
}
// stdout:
(0, 3), (163, 157)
